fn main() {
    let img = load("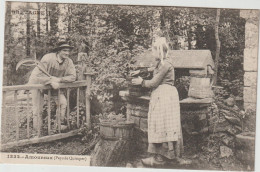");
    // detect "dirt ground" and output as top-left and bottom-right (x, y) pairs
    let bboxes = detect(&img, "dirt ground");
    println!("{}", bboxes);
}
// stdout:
(121, 134), (247, 171)
(3, 136), (88, 155)
(2, 134), (248, 171)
